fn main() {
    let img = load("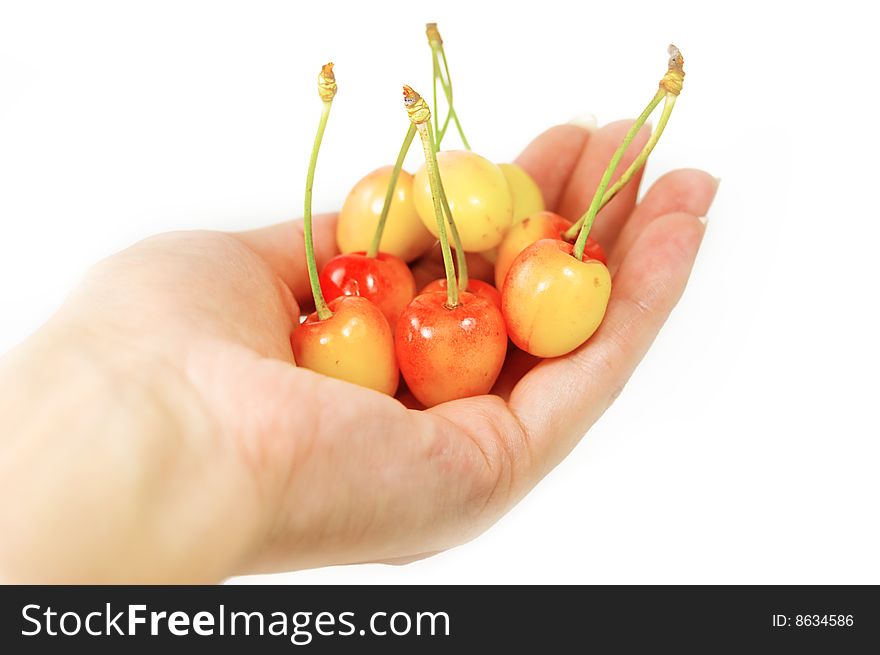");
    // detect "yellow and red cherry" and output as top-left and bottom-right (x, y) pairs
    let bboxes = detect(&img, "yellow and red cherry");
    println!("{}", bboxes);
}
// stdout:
(293, 64), (399, 396)
(319, 251), (416, 332)
(501, 239), (611, 358)
(498, 163), (544, 224)
(494, 211), (606, 289)
(399, 84), (507, 406)
(336, 167), (435, 263)
(293, 288), (399, 396)
(412, 150), (513, 252)
(421, 278), (501, 311)
(395, 291), (507, 407)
